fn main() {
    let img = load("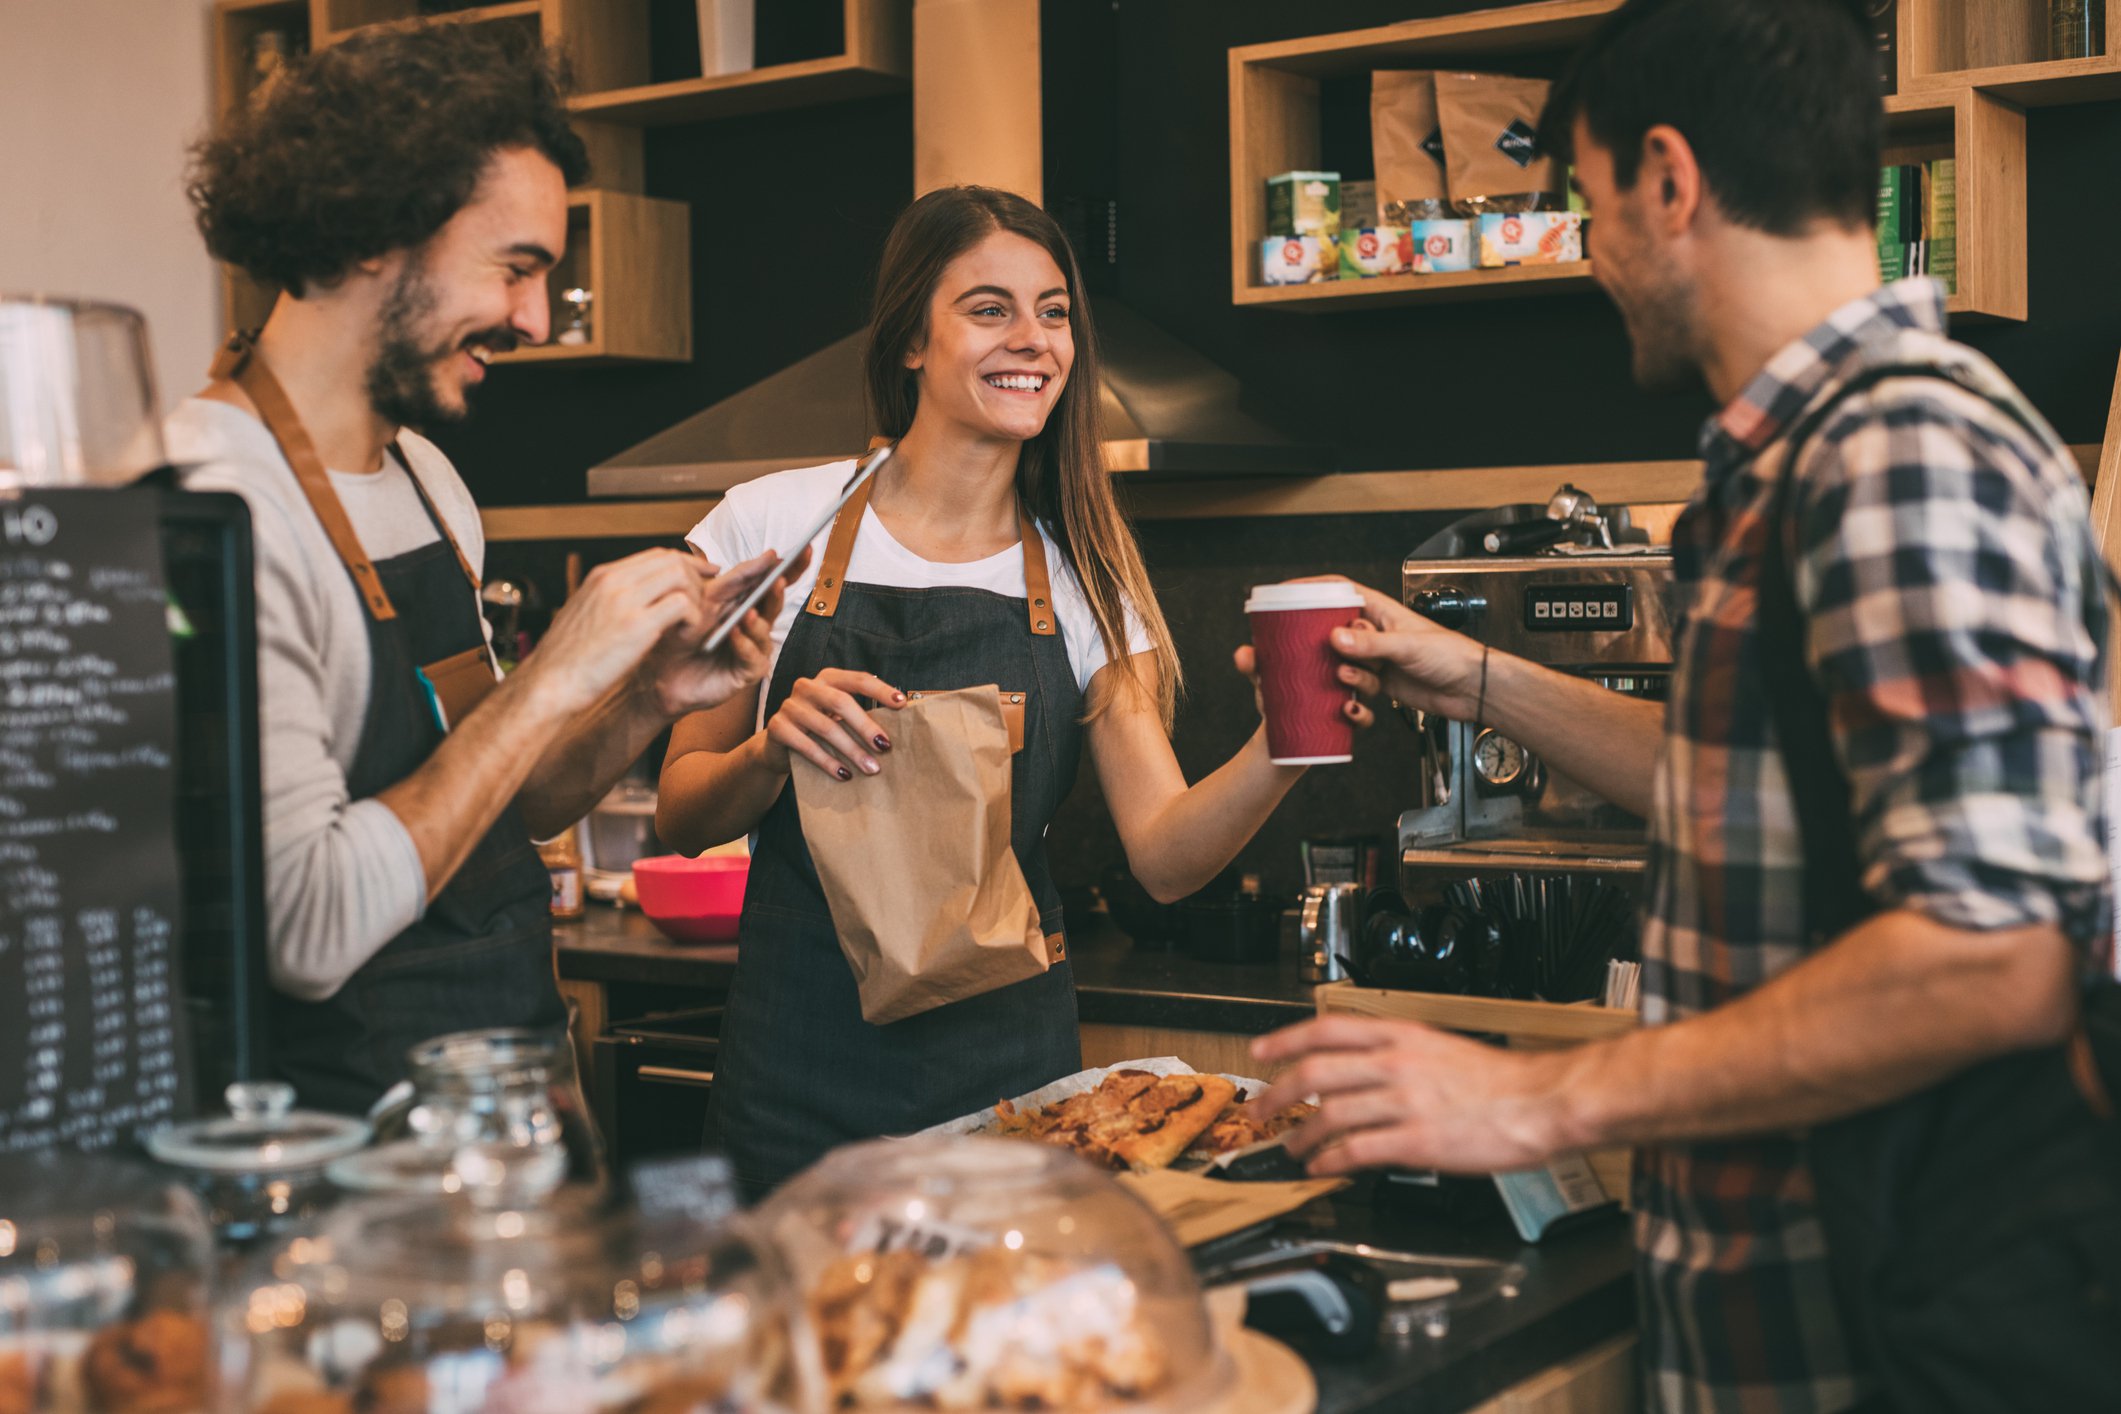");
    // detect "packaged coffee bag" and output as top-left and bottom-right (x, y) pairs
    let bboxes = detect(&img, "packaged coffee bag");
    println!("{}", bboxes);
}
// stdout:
(1435, 71), (1562, 217)
(1370, 71), (1450, 224)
